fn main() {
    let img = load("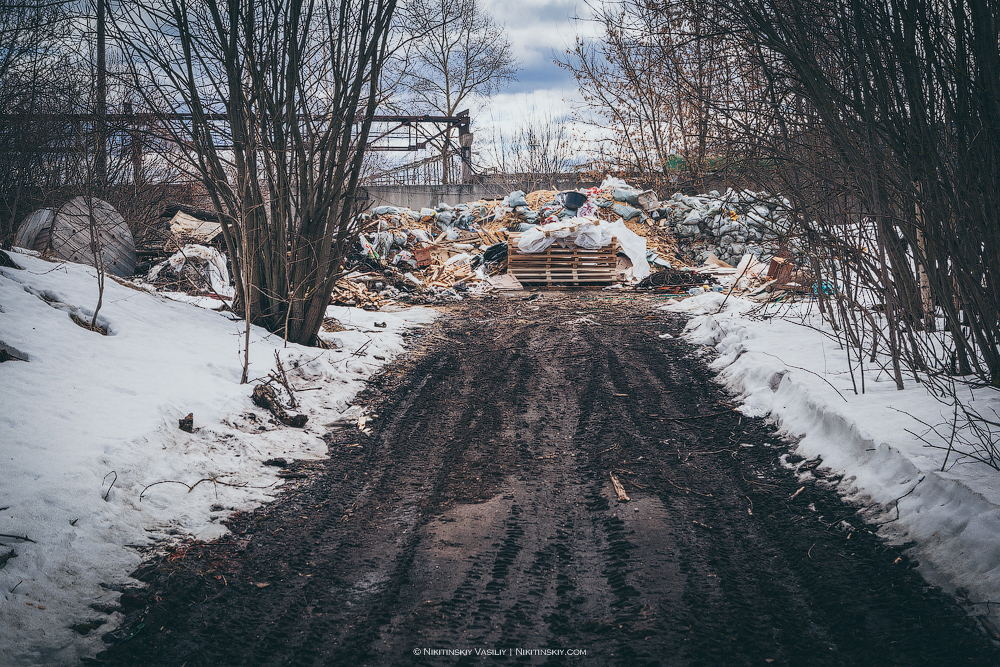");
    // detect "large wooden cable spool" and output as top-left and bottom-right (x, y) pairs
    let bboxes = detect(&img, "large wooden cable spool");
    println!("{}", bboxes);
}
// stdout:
(15, 197), (137, 277)
(13, 209), (56, 252)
